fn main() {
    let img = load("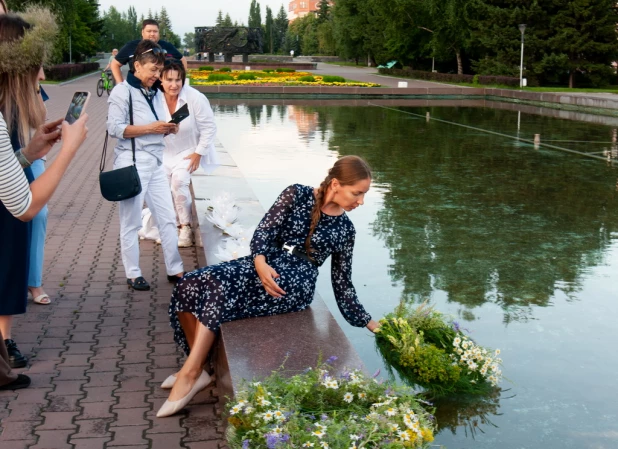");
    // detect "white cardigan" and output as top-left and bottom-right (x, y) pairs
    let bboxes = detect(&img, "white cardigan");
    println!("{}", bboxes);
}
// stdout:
(161, 84), (219, 173)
